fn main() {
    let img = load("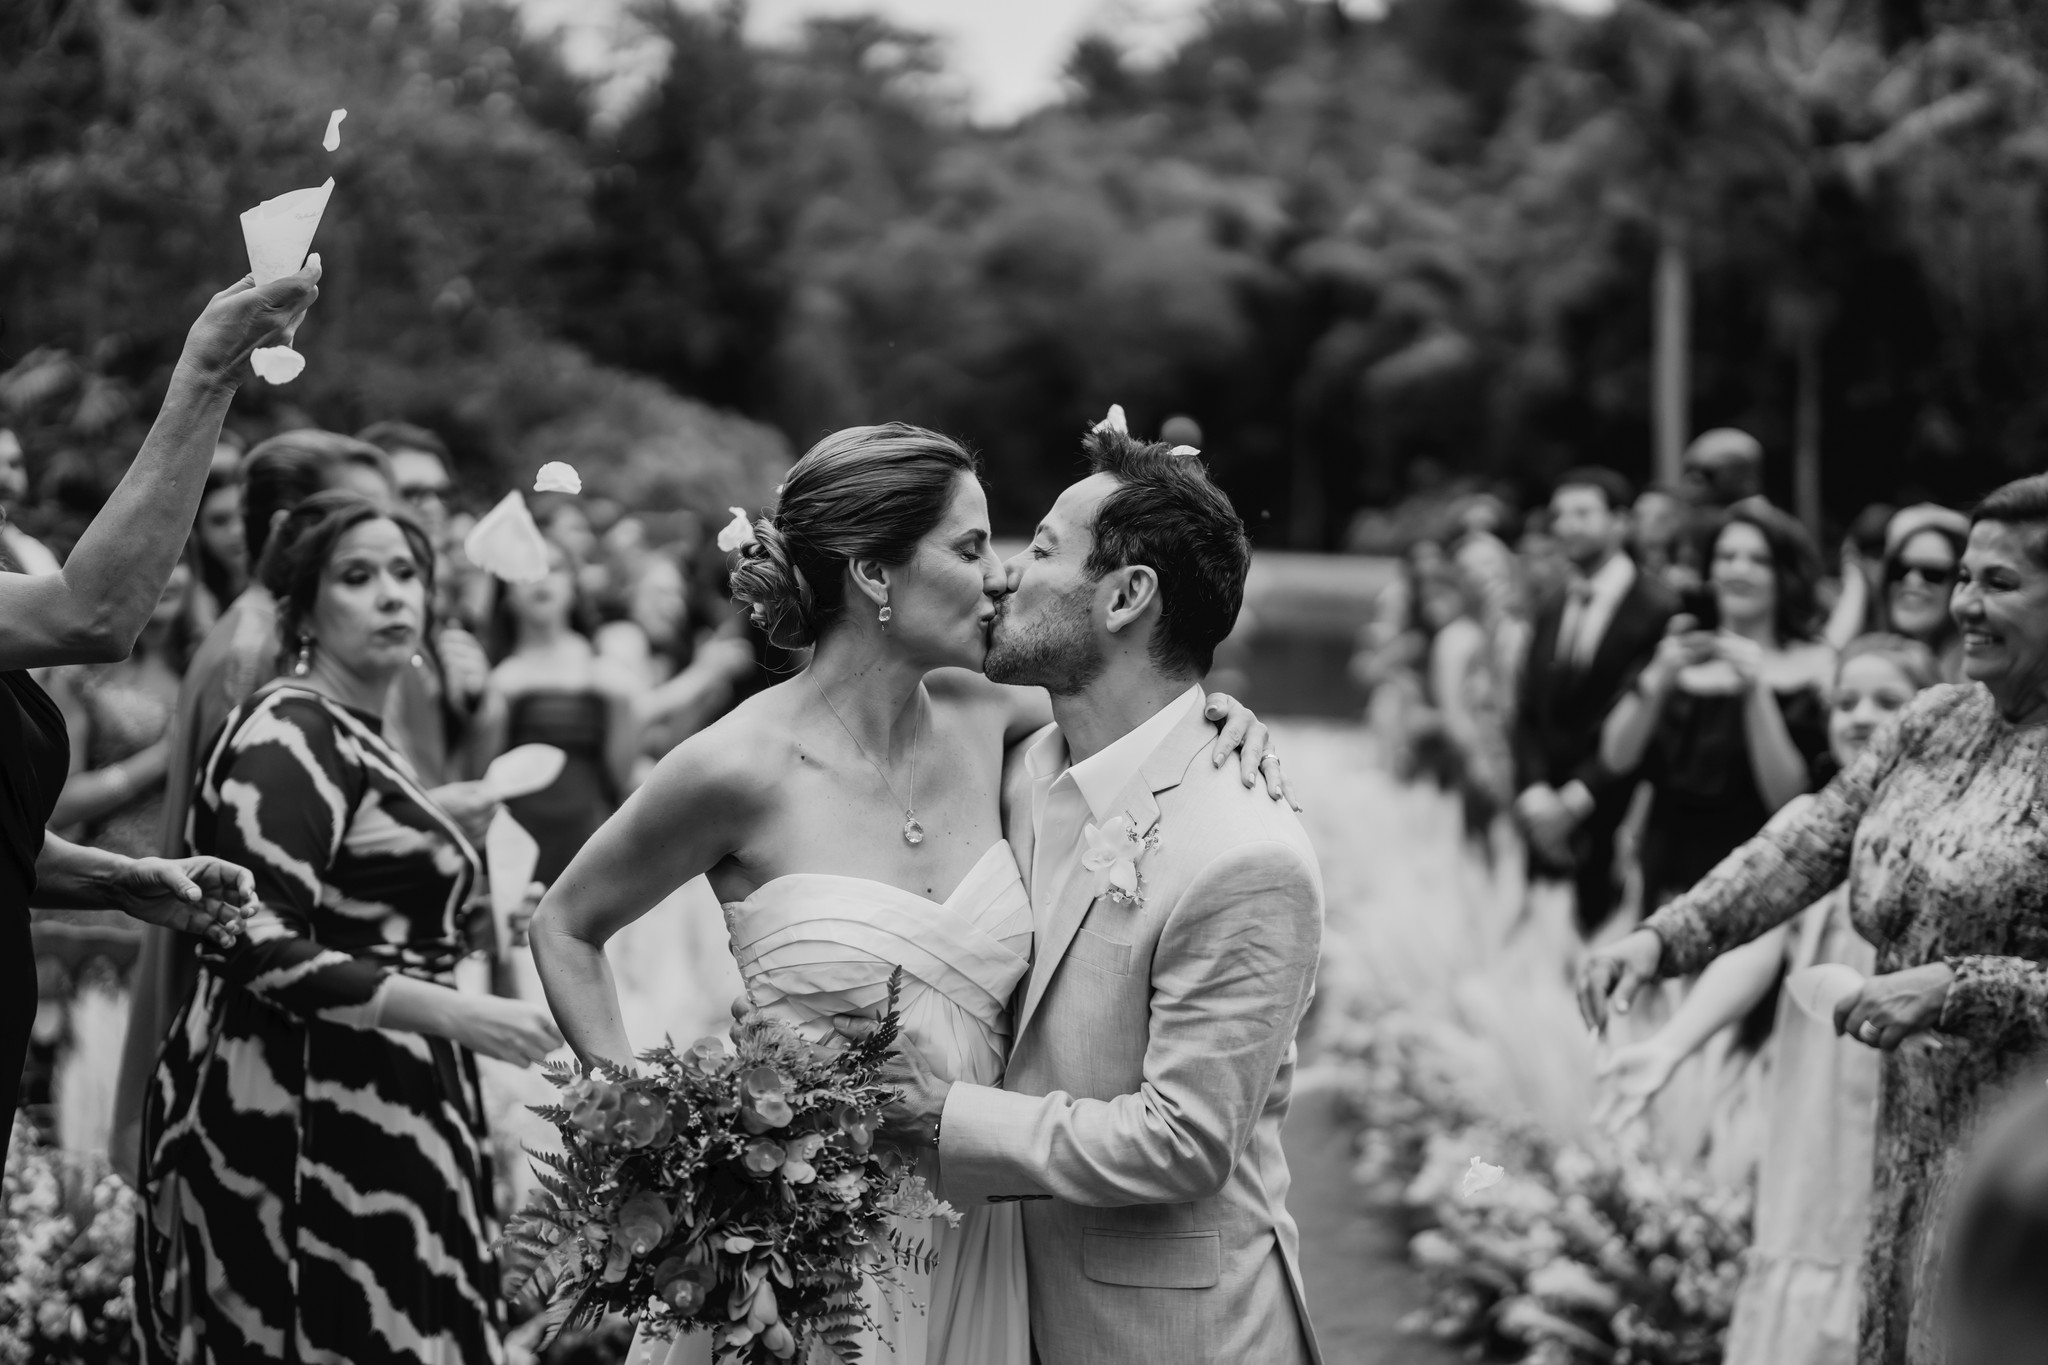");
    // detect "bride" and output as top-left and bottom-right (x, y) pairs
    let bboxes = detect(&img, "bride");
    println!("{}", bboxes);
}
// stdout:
(529, 423), (1277, 1364)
